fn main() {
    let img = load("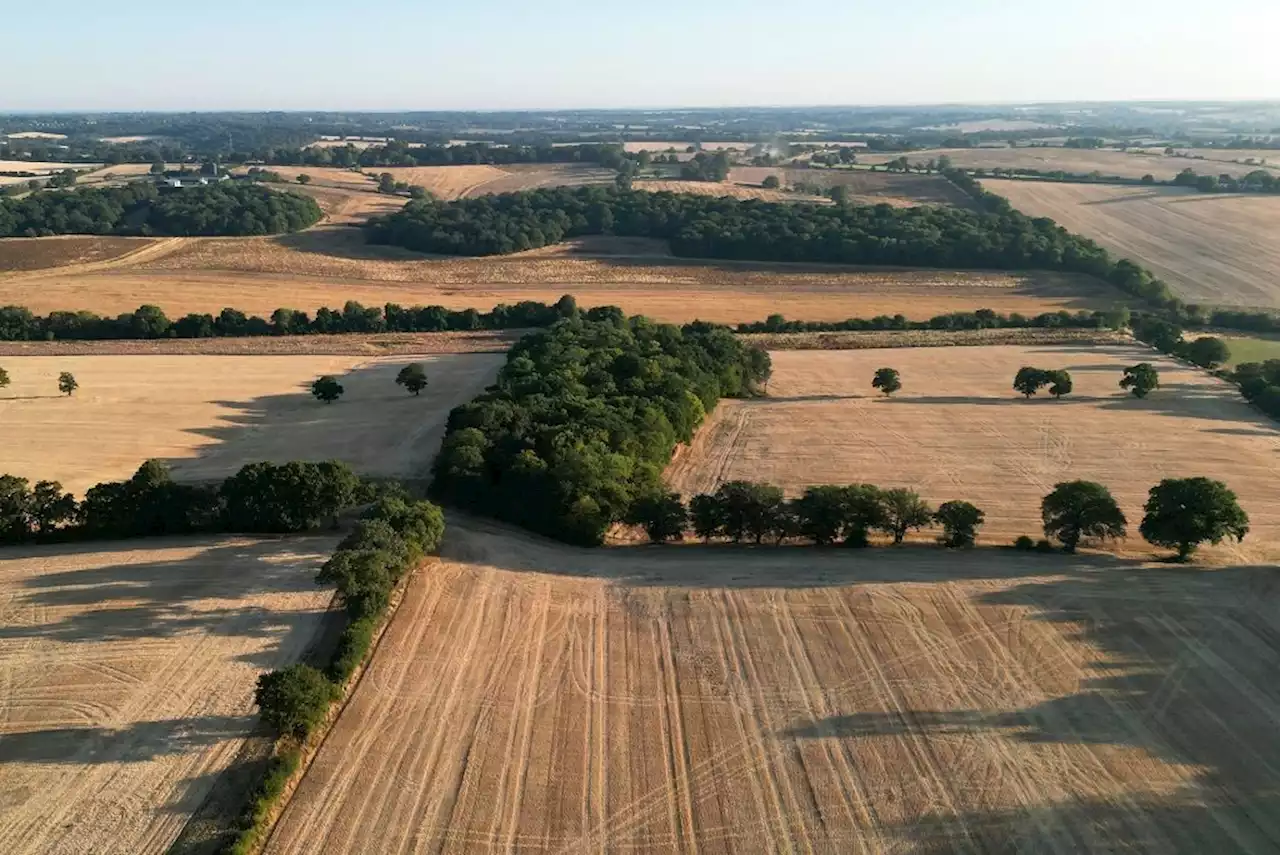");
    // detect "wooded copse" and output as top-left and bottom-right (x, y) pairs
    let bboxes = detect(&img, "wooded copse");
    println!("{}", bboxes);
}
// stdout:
(364, 184), (1129, 276)
(430, 312), (772, 546)
(0, 181), (322, 237)
(0, 459), (366, 545)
